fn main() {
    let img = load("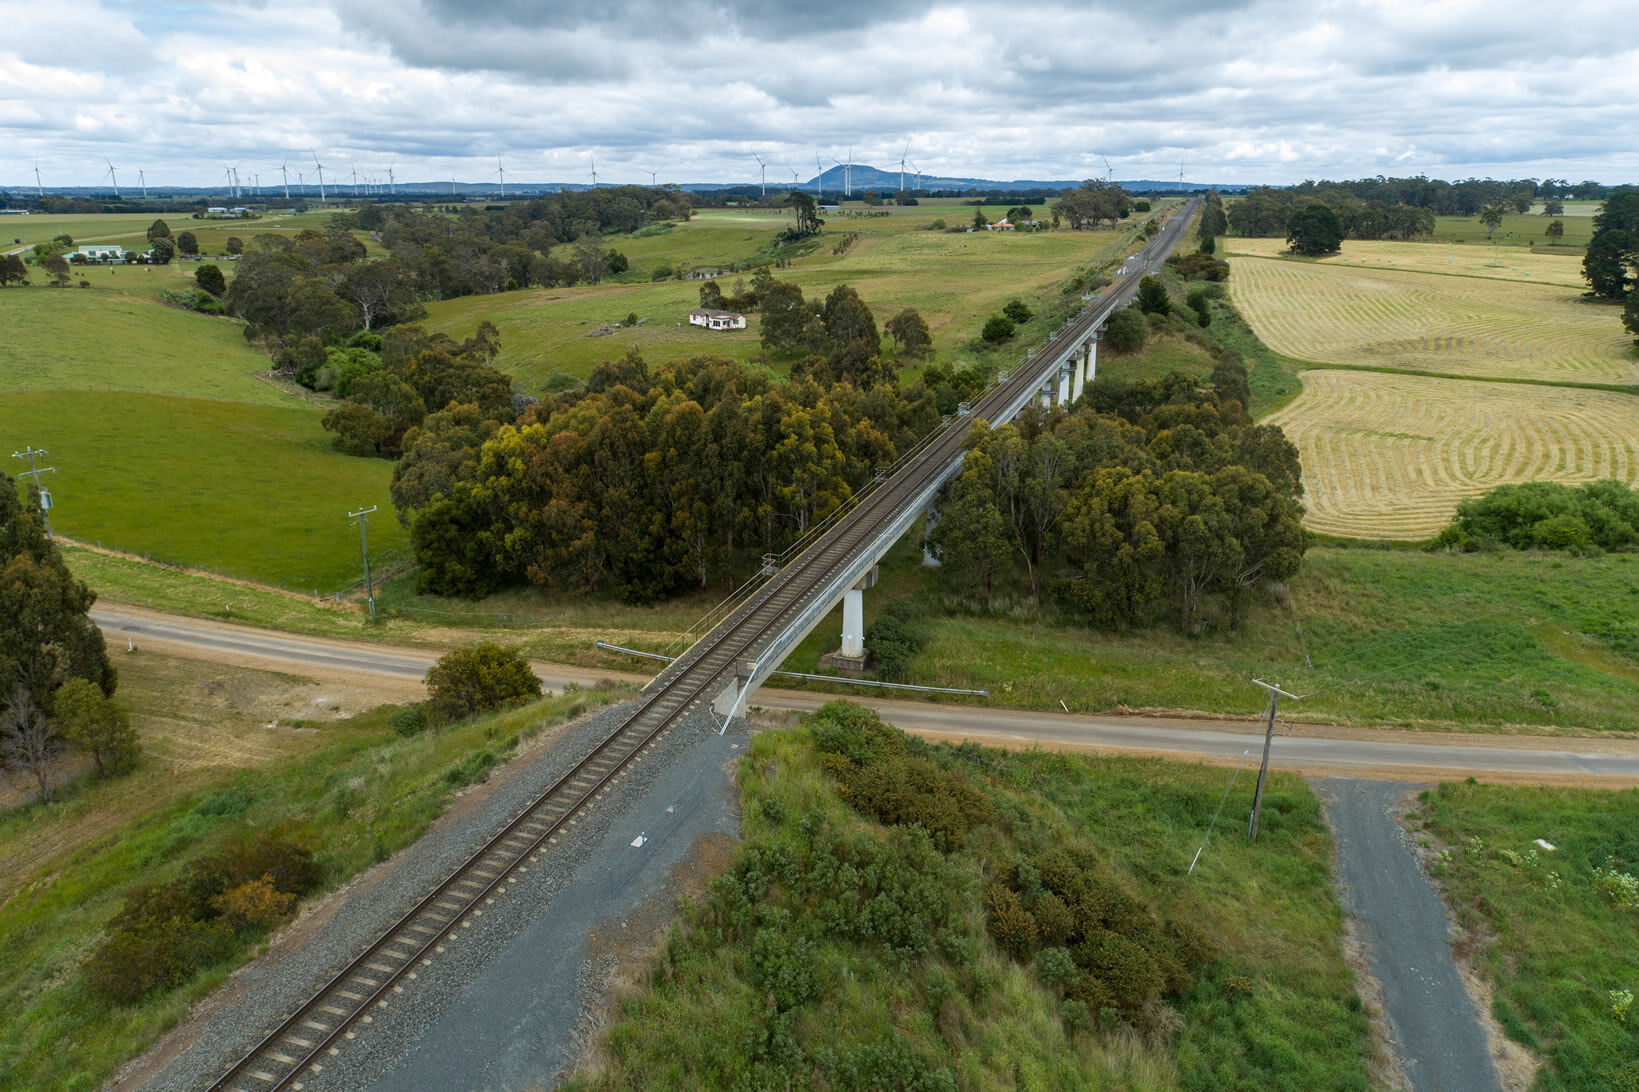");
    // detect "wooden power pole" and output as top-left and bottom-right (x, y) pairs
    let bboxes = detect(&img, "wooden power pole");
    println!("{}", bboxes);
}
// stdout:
(1248, 679), (1304, 843)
